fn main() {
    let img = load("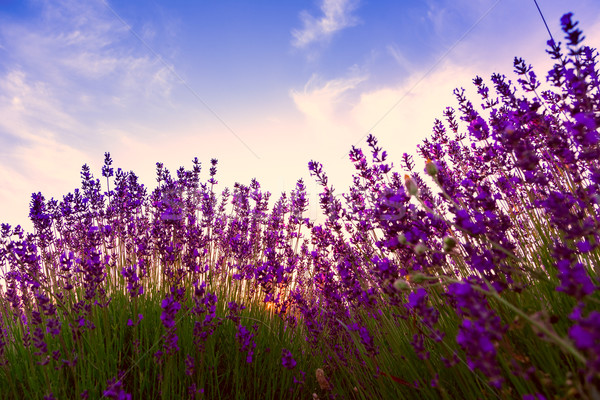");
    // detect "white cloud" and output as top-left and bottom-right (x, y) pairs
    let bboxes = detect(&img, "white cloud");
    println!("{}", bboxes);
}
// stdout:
(0, 1), (178, 102)
(0, 70), (79, 141)
(60, 51), (121, 79)
(350, 62), (473, 151)
(0, 141), (88, 233)
(386, 44), (417, 74)
(287, 58), (501, 175)
(291, 0), (360, 48)
(0, 70), (91, 231)
(424, 0), (497, 39)
(291, 72), (367, 122)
